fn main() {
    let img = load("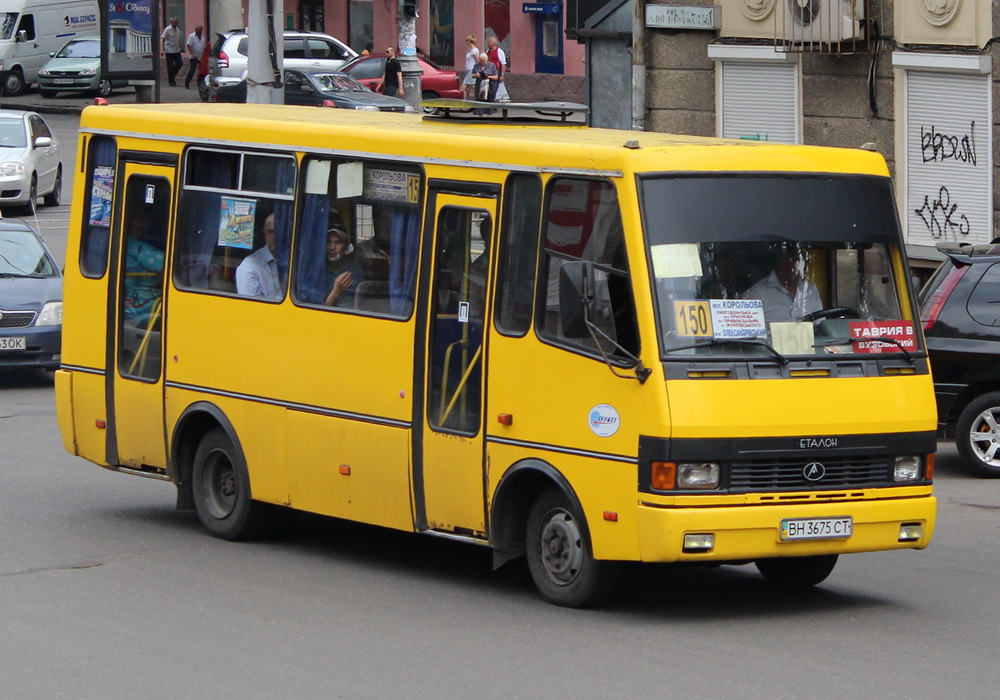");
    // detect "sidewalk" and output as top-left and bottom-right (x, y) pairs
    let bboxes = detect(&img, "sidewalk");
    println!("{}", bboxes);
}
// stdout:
(0, 81), (204, 116)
